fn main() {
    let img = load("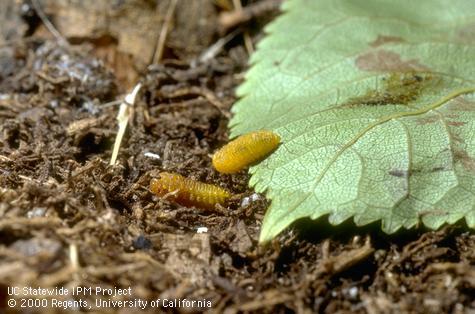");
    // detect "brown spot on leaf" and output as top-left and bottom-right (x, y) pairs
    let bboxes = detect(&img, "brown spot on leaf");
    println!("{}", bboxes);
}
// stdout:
(344, 72), (433, 107)
(416, 115), (439, 125)
(419, 209), (449, 217)
(446, 113), (460, 119)
(454, 150), (475, 173)
(355, 50), (428, 72)
(389, 166), (446, 178)
(431, 166), (446, 173)
(457, 22), (475, 43)
(370, 35), (405, 48)
(447, 97), (475, 112)
(413, 114), (463, 127)
(447, 121), (465, 127)
(389, 169), (408, 178)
